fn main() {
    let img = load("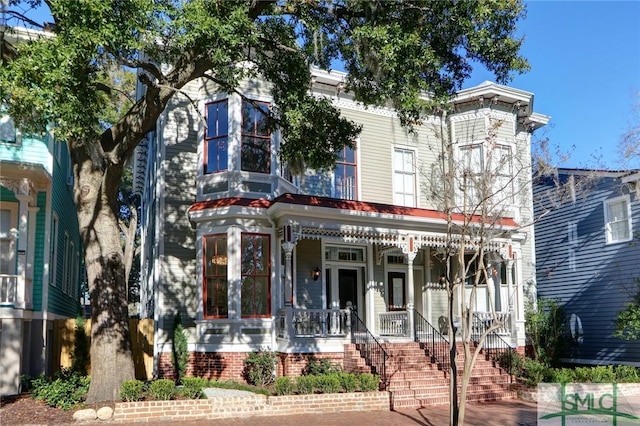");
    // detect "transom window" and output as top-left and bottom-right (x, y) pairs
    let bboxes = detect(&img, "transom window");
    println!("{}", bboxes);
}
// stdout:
(393, 148), (416, 207)
(241, 101), (271, 173)
(240, 233), (270, 317)
(604, 196), (632, 244)
(203, 234), (228, 318)
(204, 100), (229, 174)
(334, 146), (357, 200)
